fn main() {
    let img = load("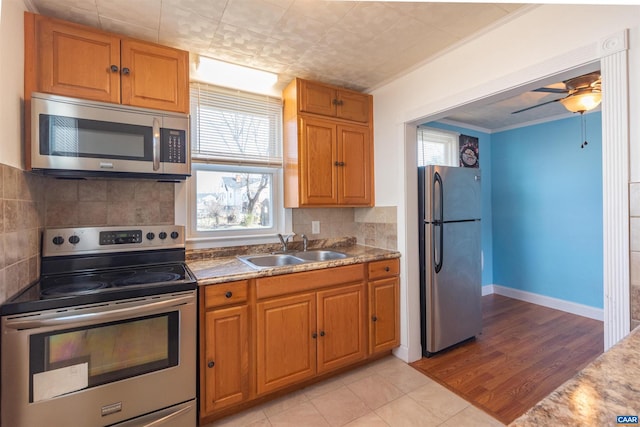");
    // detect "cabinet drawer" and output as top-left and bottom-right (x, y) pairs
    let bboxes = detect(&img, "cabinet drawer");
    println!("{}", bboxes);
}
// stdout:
(256, 264), (365, 300)
(368, 259), (399, 280)
(204, 280), (248, 308)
